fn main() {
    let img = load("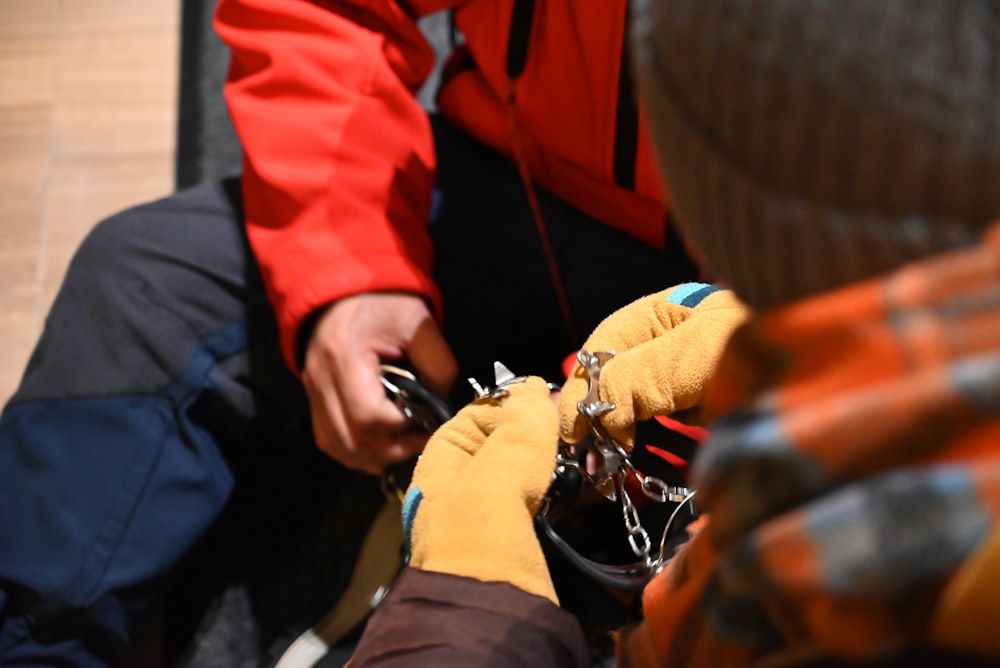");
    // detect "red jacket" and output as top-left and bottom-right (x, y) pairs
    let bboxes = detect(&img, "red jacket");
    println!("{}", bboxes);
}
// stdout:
(215, 0), (670, 371)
